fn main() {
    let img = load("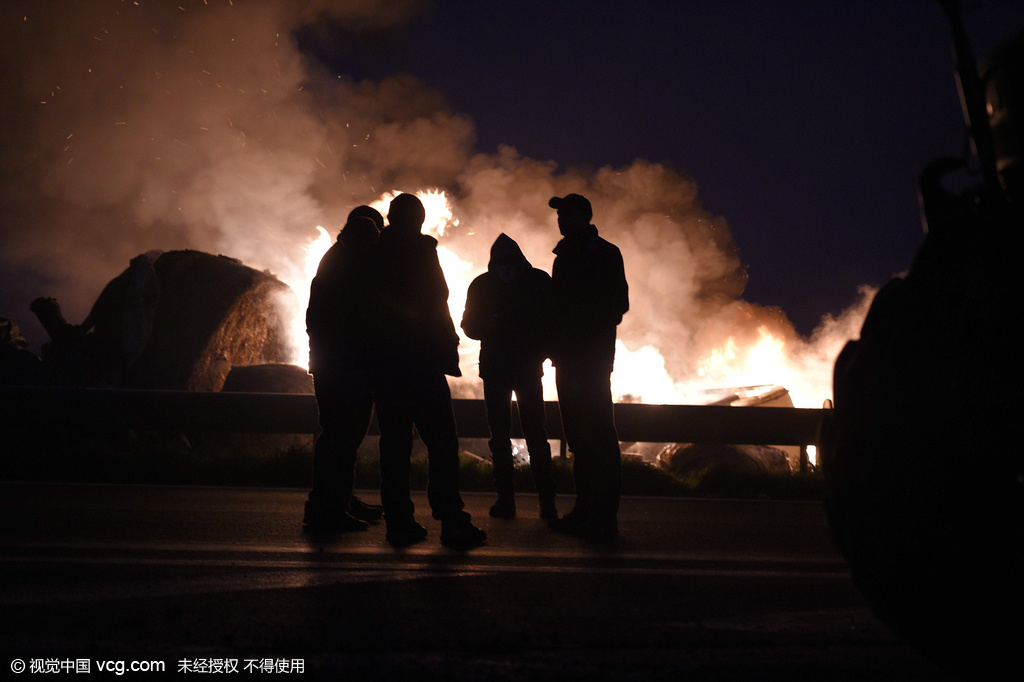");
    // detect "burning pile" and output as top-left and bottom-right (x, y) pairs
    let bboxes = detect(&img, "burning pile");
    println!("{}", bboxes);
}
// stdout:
(0, 2), (871, 409)
(295, 188), (872, 412)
